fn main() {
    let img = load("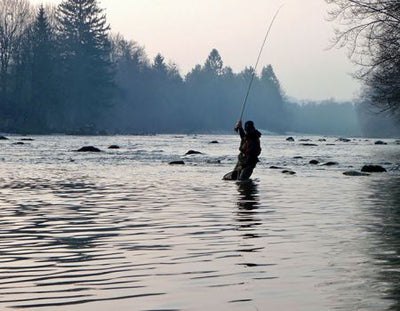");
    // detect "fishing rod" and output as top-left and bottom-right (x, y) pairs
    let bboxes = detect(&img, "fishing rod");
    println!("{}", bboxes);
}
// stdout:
(239, 5), (284, 121)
